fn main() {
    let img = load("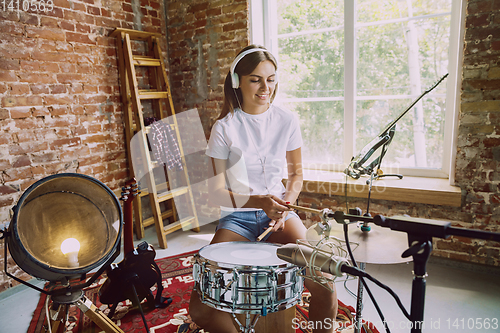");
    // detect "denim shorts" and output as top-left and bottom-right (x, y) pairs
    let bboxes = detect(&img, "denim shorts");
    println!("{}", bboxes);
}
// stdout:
(216, 210), (300, 241)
